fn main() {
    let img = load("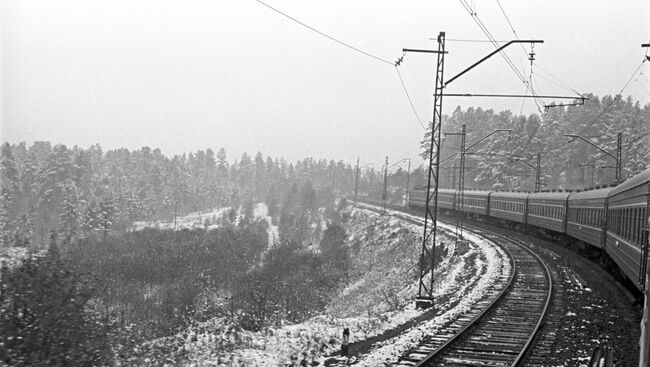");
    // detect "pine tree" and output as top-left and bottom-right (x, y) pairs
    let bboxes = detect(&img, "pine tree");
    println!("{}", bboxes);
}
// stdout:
(98, 196), (117, 241)
(0, 189), (11, 247)
(58, 179), (80, 246)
